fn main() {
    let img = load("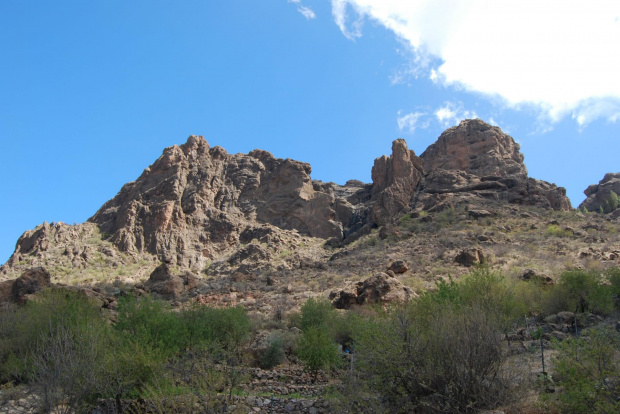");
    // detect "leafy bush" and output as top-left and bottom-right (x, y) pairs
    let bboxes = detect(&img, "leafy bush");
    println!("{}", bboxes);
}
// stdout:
(115, 296), (250, 358)
(547, 327), (620, 413)
(604, 190), (620, 213)
(258, 333), (285, 369)
(296, 327), (341, 381)
(115, 295), (186, 358)
(606, 267), (620, 295)
(545, 224), (573, 237)
(298, 297), (335, 331)
(345, 267), (528, 413)
(0, 289), (114, 413)
(547, 269), (614, 315)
